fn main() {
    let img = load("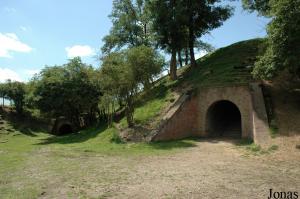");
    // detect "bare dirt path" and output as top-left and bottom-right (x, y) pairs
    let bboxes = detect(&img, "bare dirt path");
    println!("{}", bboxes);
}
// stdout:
(111, 139), (300, 199)
(20, 138), (300, 199)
